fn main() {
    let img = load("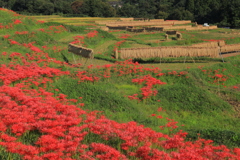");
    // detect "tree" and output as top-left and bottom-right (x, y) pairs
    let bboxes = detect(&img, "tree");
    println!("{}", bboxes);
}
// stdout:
(78, 0), (115, 17)
(168, 8), (194, 20)
(155, 11), (169, 19)
(117, 3), (139, 17)
(33, 0), (54, 15)
(54, 0), (72, 14)
(186, 0), (194, 13)
(71, 0), (84, 14)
